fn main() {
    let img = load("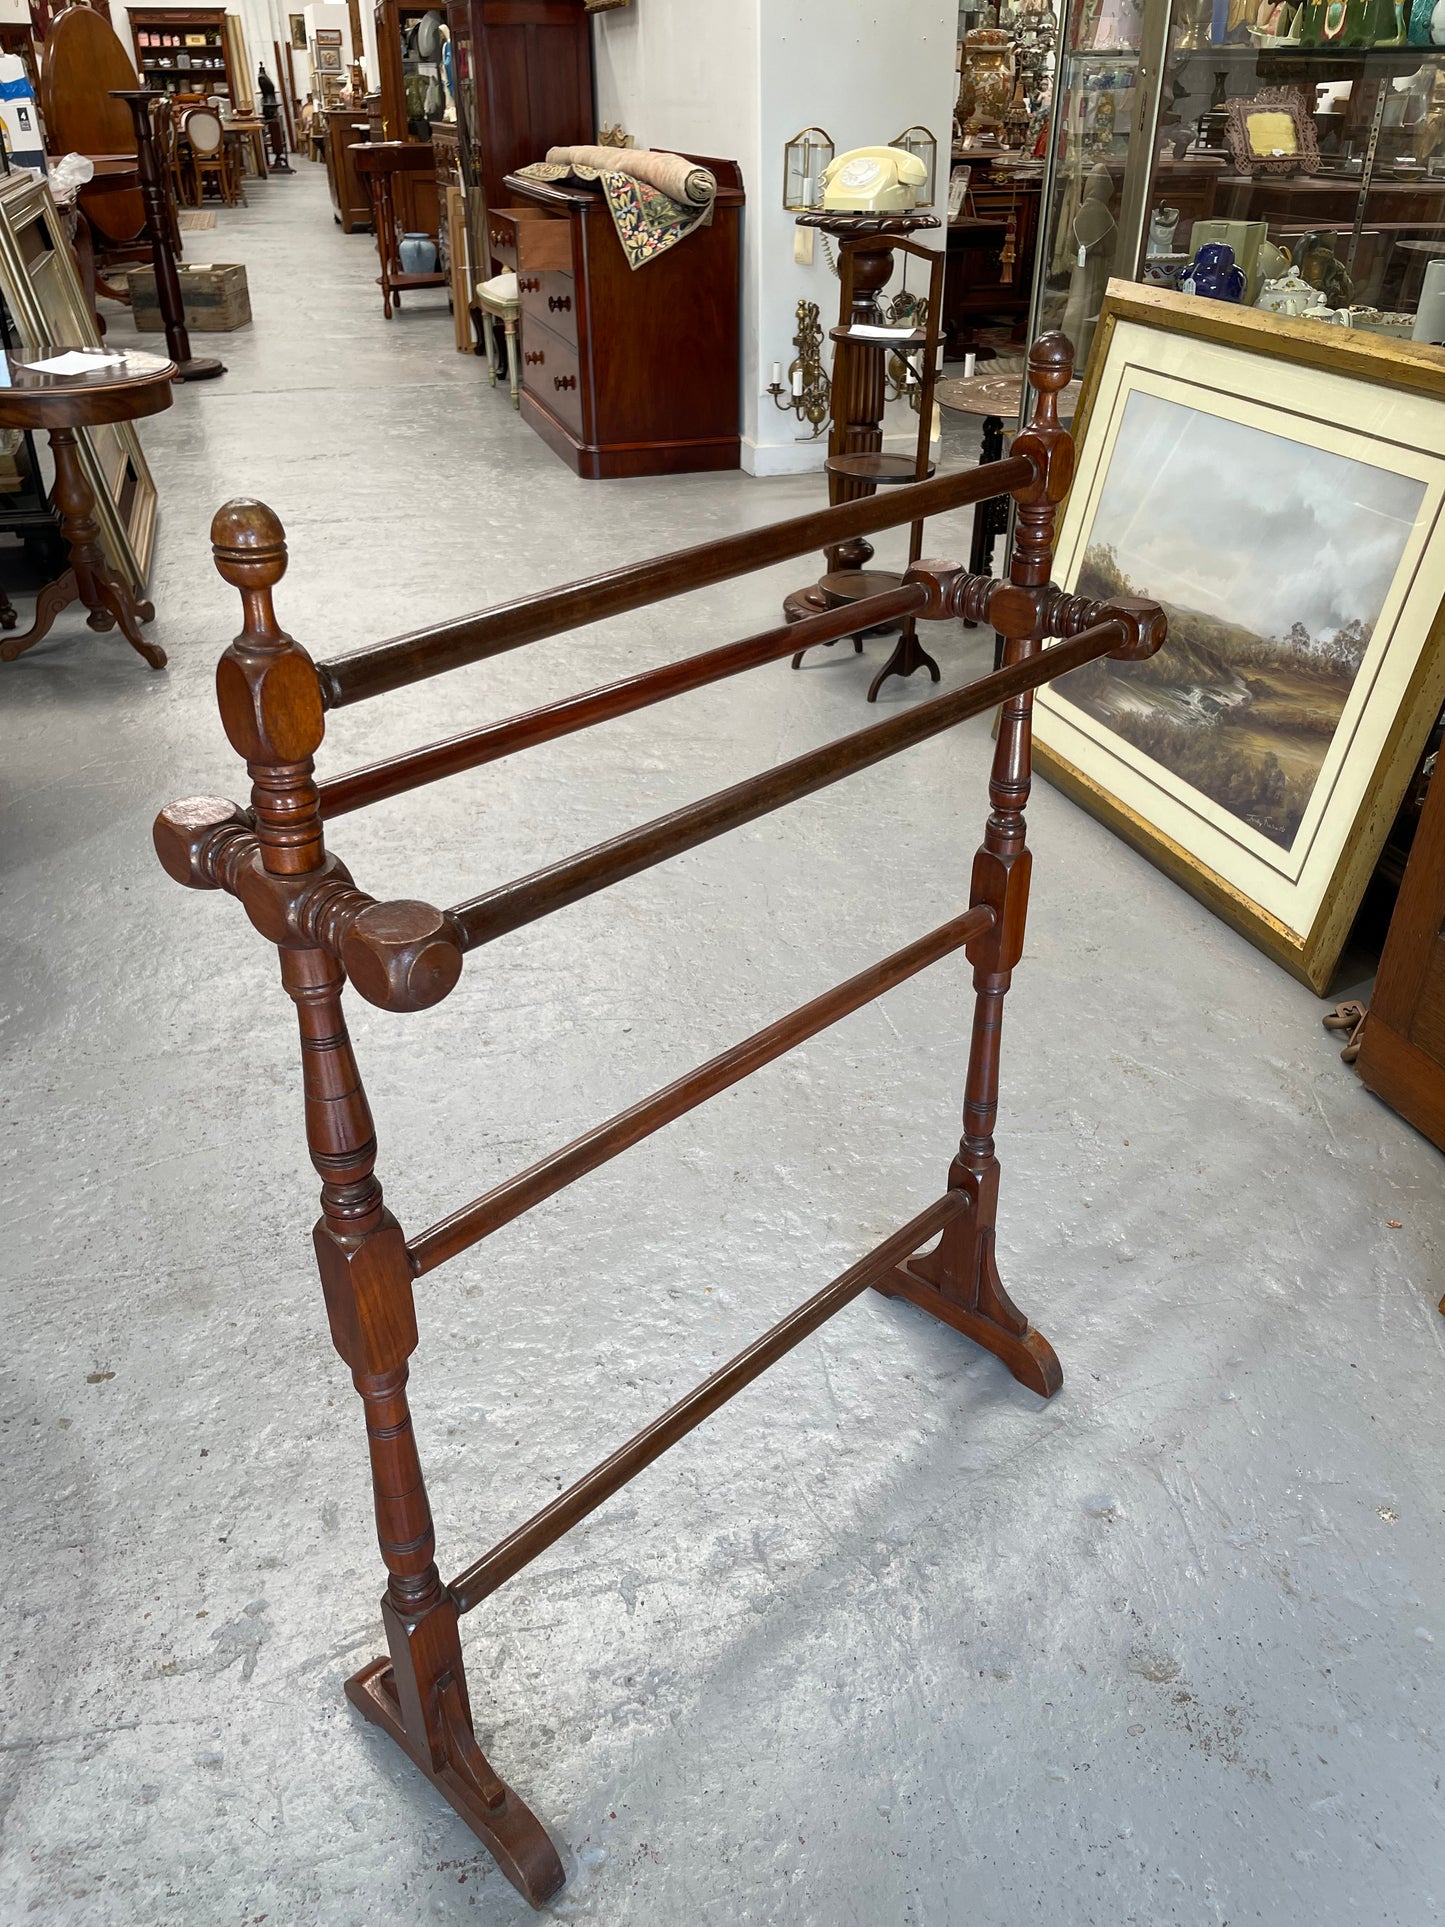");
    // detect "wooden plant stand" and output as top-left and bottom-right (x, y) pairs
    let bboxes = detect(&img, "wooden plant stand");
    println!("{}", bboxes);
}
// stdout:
(155, 336), (1164, 1908)
(785, 211), (945, 701)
